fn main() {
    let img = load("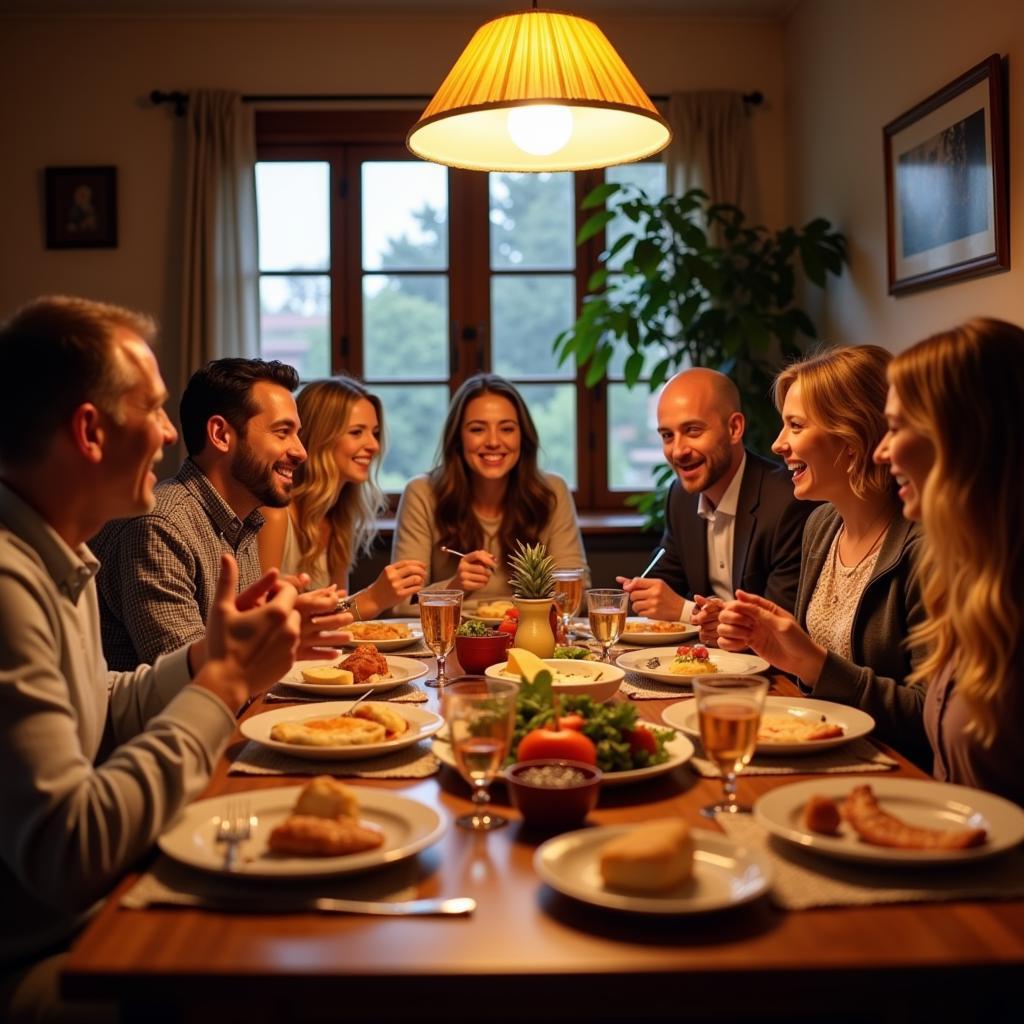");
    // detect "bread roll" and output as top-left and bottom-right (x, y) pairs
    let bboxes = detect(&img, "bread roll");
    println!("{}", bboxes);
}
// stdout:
(293, 776), (359, 821)
(353, 702), (408, 738)
(301, 666), (355, 685)
(599, 818), (694, 893)
(802, 794), (841, 835)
